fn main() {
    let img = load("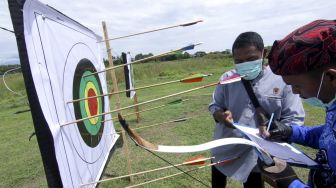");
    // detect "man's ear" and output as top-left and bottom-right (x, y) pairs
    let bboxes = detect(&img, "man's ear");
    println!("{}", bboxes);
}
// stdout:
(325, 68), (336, 87)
